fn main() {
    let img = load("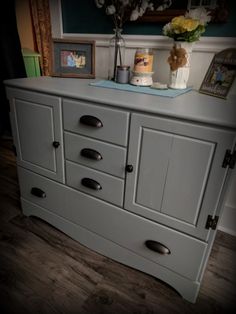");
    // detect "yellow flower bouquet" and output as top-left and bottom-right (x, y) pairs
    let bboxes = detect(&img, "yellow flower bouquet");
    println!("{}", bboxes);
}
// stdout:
(163, 7), (211, 42)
